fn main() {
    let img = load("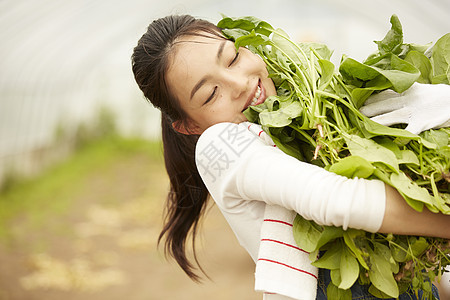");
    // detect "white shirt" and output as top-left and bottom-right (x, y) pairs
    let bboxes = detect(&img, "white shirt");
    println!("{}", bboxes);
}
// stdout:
(195, 122), (386, 299)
